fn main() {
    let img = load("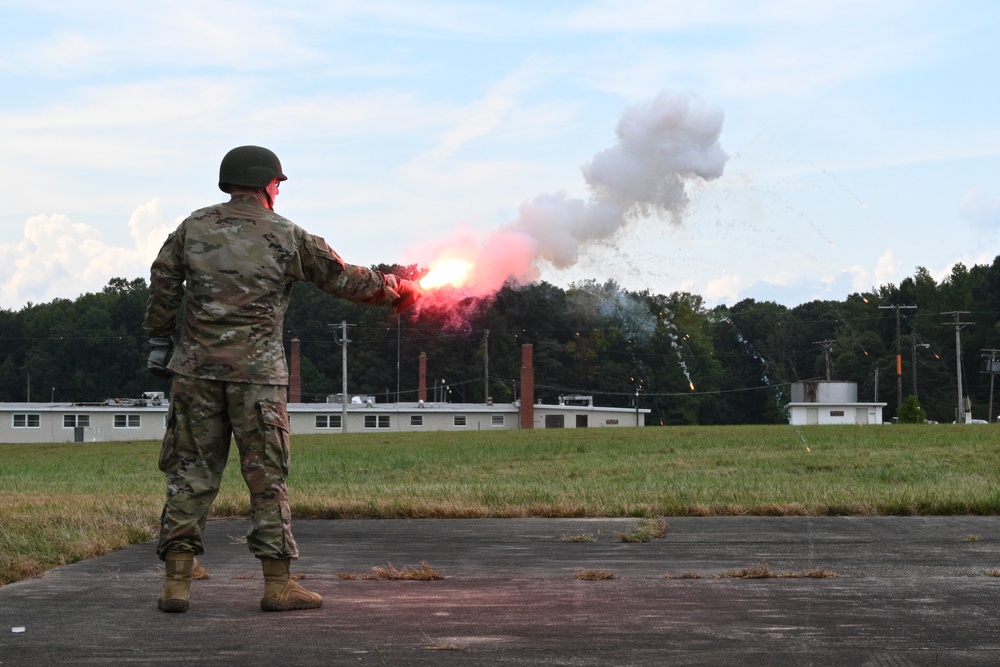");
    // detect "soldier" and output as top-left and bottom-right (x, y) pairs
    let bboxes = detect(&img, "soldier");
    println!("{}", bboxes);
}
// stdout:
(143, 145), (421, 613)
